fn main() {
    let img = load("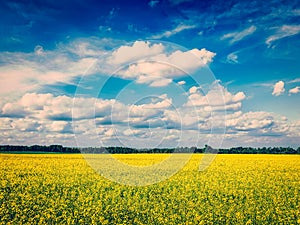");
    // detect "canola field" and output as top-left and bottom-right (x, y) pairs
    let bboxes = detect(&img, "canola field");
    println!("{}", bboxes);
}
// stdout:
(0, 154), (299, 224)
